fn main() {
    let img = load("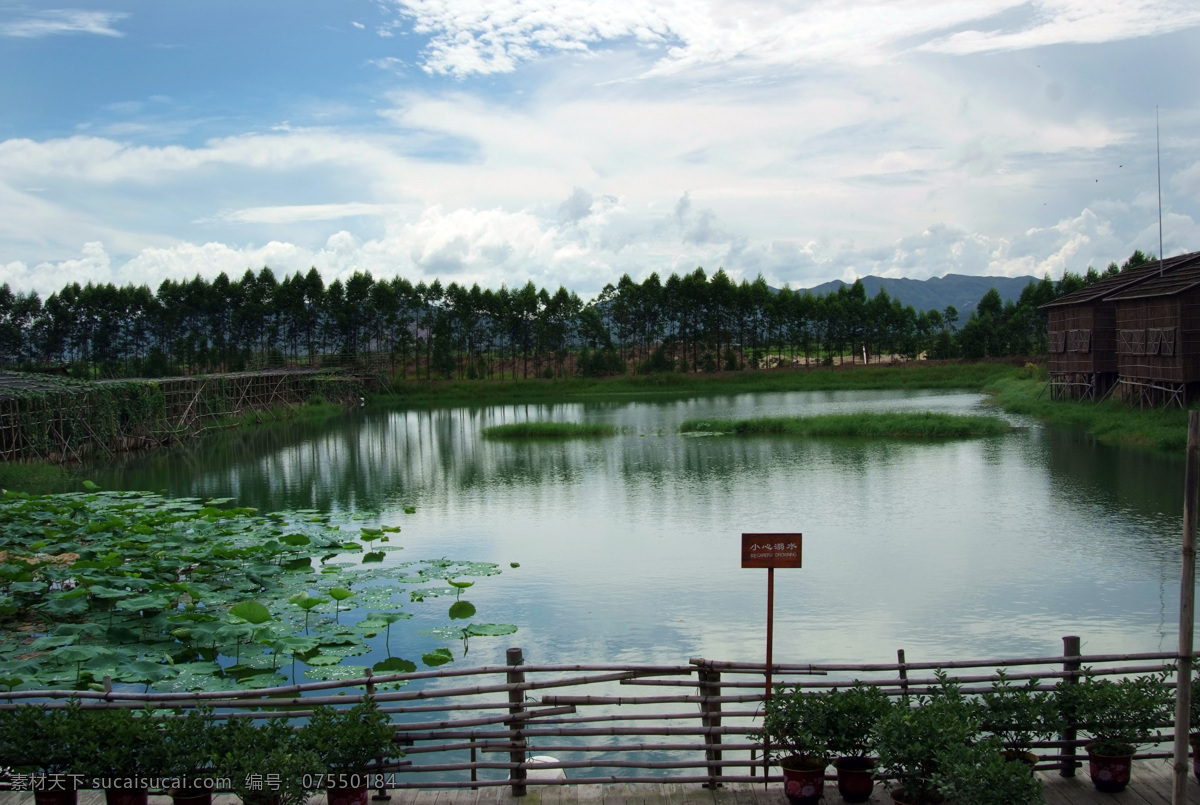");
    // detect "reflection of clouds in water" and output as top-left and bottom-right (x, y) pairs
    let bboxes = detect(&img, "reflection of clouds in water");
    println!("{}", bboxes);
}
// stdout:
(90, 390), (1182, 665)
